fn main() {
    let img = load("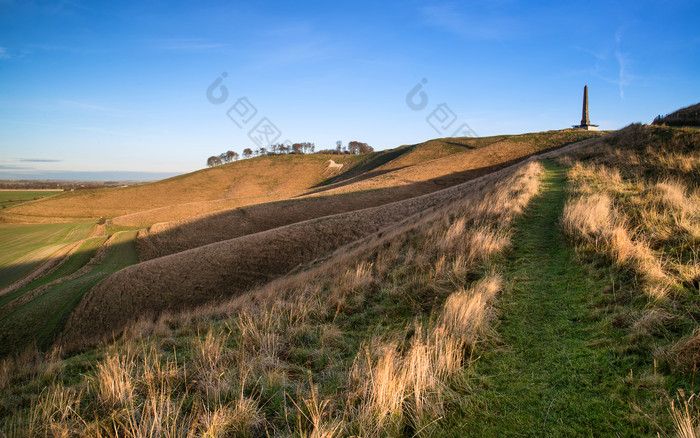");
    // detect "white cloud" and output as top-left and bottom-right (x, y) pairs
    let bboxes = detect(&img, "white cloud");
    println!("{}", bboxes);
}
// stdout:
(614, 50), (628, 98)
(0, 47), (9, 59)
